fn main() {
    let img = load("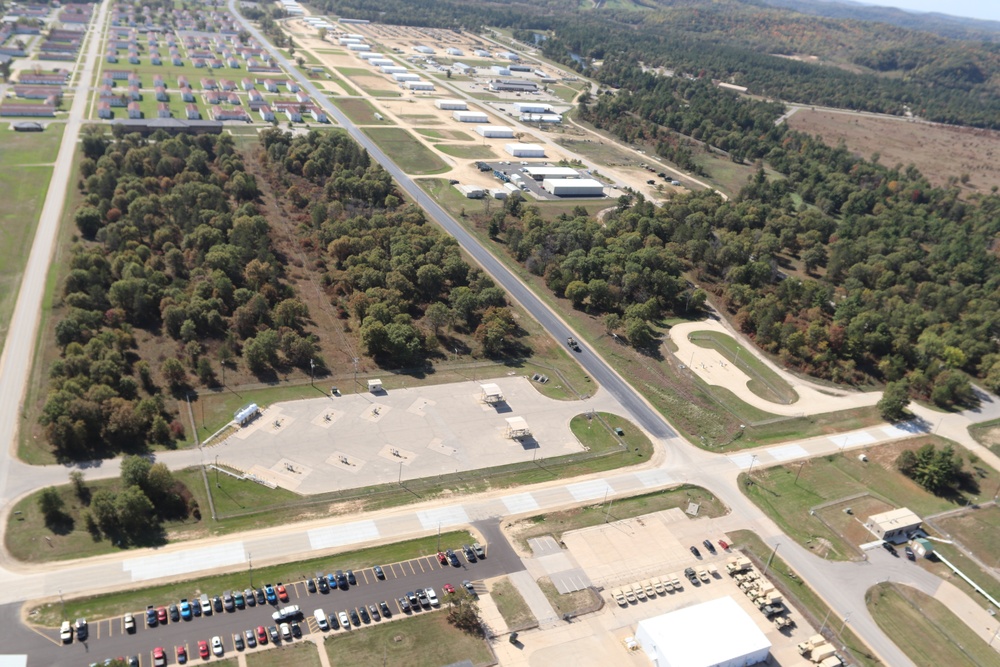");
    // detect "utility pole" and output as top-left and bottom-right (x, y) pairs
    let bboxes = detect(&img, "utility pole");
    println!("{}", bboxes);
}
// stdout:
(398, 460), (403, 486)
(794, 460), (806, 485)
(763, 542), (780, 577)
(353, 357), (359, 392)
(310, 358), (315, 386)
(215, 455), (220, 488)
(437, 523), (441, 552)
(746, 454), (758, 482)
(839, 612), (851, 635)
